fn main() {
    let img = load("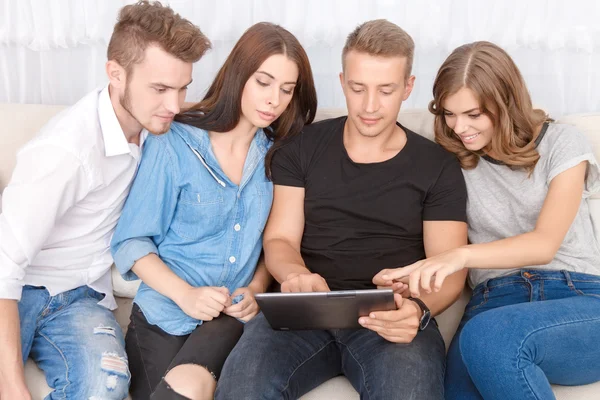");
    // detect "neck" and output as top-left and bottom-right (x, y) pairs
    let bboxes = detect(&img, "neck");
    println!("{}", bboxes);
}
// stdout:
(108, 84), (143, 144)
(209, 117), (258, 151)
(343, 118), (404, 161)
